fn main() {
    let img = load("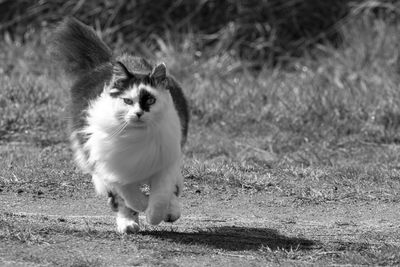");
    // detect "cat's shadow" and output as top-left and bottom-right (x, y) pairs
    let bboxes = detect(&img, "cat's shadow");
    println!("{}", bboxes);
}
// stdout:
(140, 226), (318, 251)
